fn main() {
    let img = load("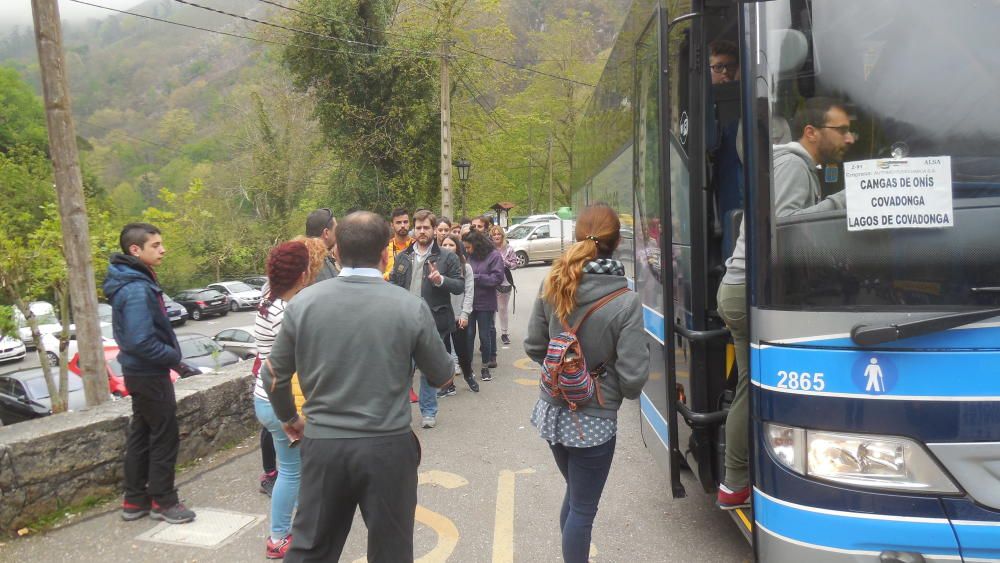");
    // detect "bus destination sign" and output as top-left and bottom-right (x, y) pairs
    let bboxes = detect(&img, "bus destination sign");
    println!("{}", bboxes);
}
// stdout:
(844, 156), (953, 232)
